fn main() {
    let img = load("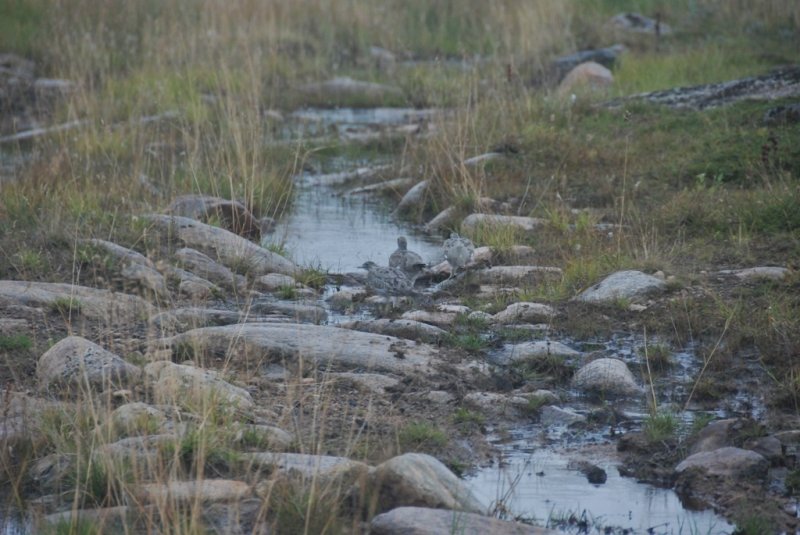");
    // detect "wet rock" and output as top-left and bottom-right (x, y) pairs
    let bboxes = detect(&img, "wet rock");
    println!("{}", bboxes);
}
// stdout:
(37, 336), (142, 393)
(718, 266), (791, 281)
(144, 361), (254, 412)
(120, 262), (170, 300)
(340, 318), (446, 343)
(575, 270), (666, 303)
(0, 281), (155, 323)
(393, 180), (428, 214)
(492, 302), (555, 325)
(133, 479), (251, 504)
(369, 453), (484, 514)
(297, 76), (403, 105)
(558, 62), (613, 97)
(175, 247), (247, 291)
(610, 12), (672, 35)
(608, 66), (800, 110)
(675, 447), (768, 480)
(461, 213), (546, 233)
(763, 103), (800, 125)
(144, 214), (299, 277)
(540, 406), (586, 427)
(370, 506), (557, 534)
(571, 357), (642, 398)
(165, 194), (269, 240)
(244, 452), (369, 487)
(255, 273), (297, 291)
(472, 266), (562, 285)
(331, 372), (400, 395)
(492, 340), (580, 366)
(162, 323), (435, 374)
(551, 45), (625, 83)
